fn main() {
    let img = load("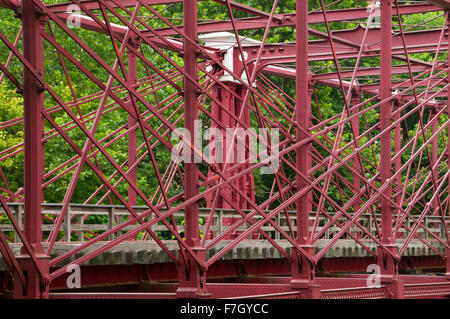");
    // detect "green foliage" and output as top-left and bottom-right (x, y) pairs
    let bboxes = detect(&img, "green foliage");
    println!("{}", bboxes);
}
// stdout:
(0, 85), (23, 196)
